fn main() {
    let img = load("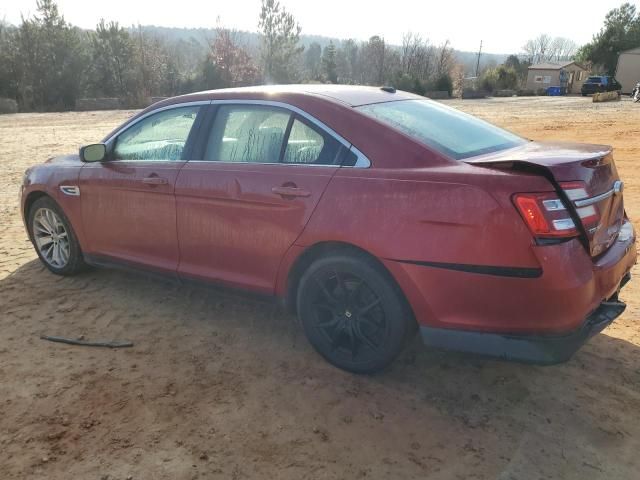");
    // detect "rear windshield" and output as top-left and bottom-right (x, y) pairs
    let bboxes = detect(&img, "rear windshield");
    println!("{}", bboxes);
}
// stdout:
(586, 77), (603, 83)
(356, 99), (525, 160)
